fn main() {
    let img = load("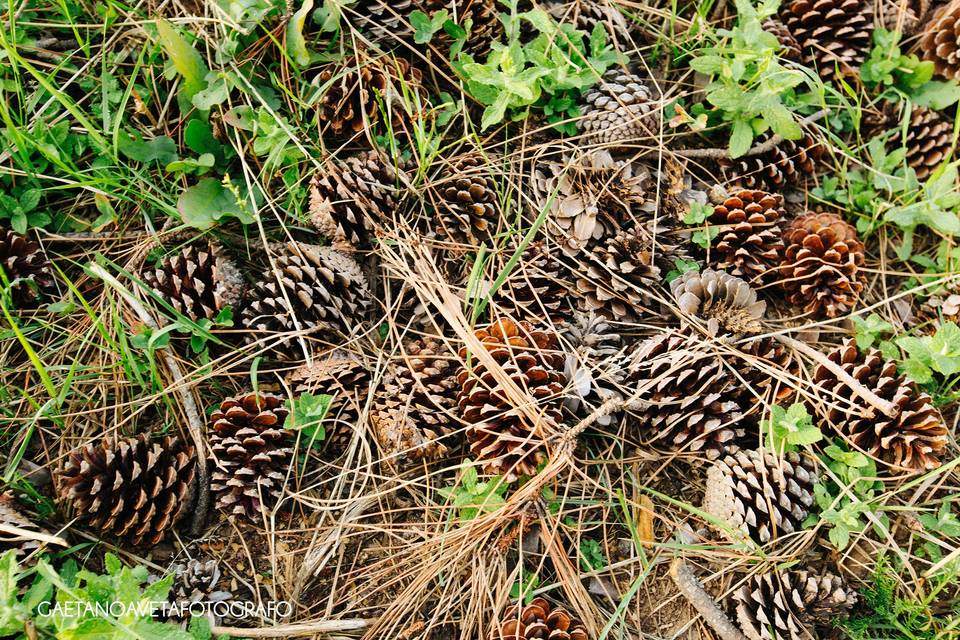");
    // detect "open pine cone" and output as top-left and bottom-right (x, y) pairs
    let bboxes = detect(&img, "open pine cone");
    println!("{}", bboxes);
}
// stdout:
(143, 242), (244, 321)
(495, 240), (578, 322)
(671, 268), (767, 337)
(579, 70), (661, 147)
(921, 1), (960, 79)
(457, 319), (566, 482)
(781, 0), (873, 80)
(813, 339), (947, 471)
(209, 392), (293, 522)
(709, 190), (786, 284)
(0, 226), (52, 307)
(58, 434), (197, 546)
(703, 449), (817, 543)
(429, 153), (500, 246)
(779, 211), (865, 318)
(239, 242), (371, 360)
(735, 569), (857, 640)
(561, 313), (626, 426)
(491, 597), (588, 640)
(721, 133), (822, 190)
(169, 559), (233, 622)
